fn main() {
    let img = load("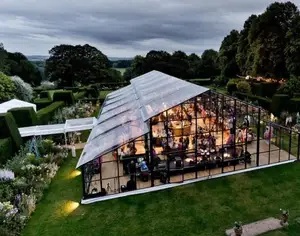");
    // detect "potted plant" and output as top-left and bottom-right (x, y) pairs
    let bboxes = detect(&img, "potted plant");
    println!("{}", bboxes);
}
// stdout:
(280, 209), (289, 225)
(234, 221), (243, 236)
